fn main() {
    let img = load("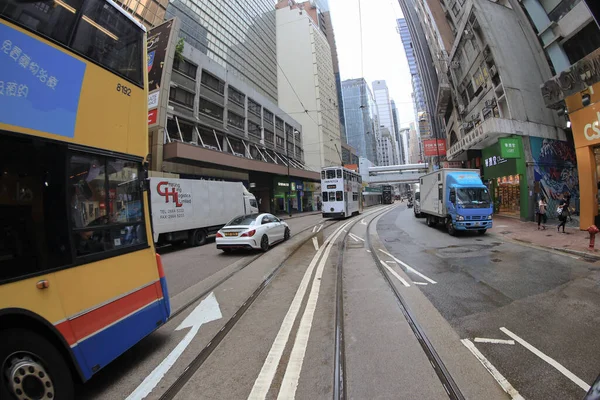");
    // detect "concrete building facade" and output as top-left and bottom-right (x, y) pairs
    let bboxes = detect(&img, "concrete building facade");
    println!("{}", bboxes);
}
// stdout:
(276, 1), (343, 171)
(390, 100), (406, 164)
(408, 122), (421, 164)
(377, 128), (396, 166)
(341, 78), (380, 164)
